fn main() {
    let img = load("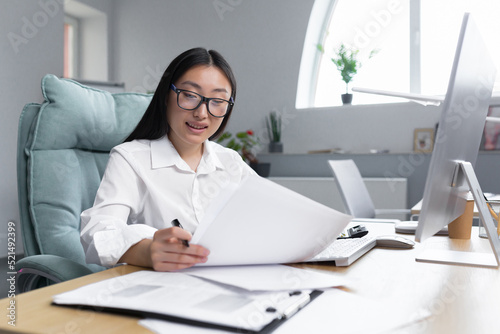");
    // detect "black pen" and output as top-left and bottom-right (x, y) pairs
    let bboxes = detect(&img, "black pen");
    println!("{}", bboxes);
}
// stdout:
(171, 219), (190, 247)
